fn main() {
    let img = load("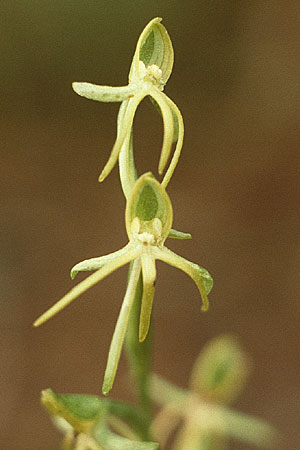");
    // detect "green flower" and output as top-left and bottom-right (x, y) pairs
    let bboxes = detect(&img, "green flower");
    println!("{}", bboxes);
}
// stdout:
(72, 17), (184, 195)
(150, 336), (278, 450)
(34, 173), (212, 395)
